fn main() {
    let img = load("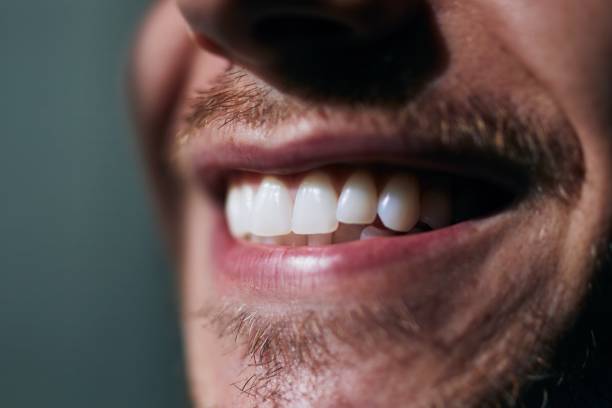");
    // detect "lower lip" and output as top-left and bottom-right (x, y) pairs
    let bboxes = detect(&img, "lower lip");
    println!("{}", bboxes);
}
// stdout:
(211, 210), (501, 301)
